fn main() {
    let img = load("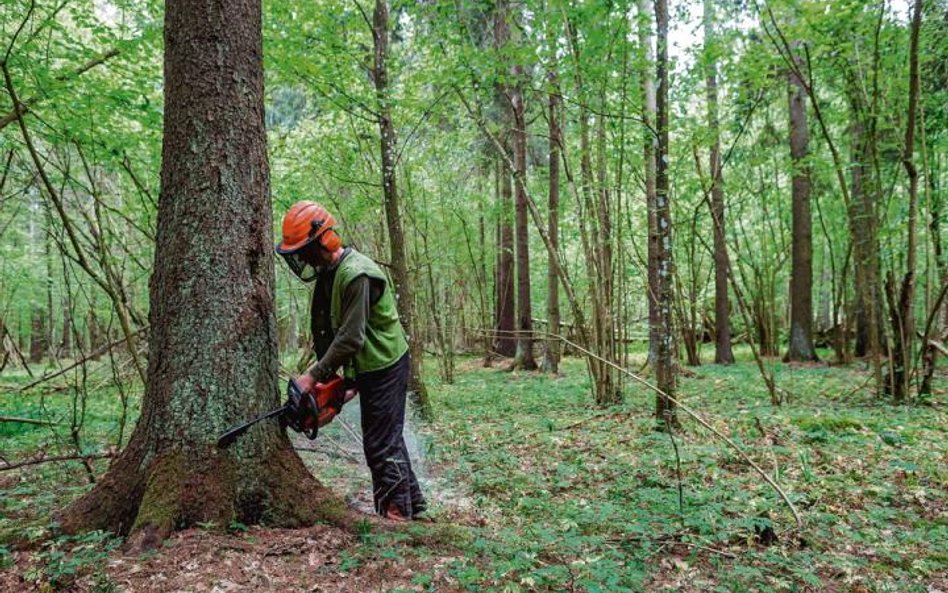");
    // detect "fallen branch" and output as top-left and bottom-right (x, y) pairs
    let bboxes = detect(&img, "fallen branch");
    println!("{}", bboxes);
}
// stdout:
(0, 452), (114, 472)
(0, 415), (58, 426)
